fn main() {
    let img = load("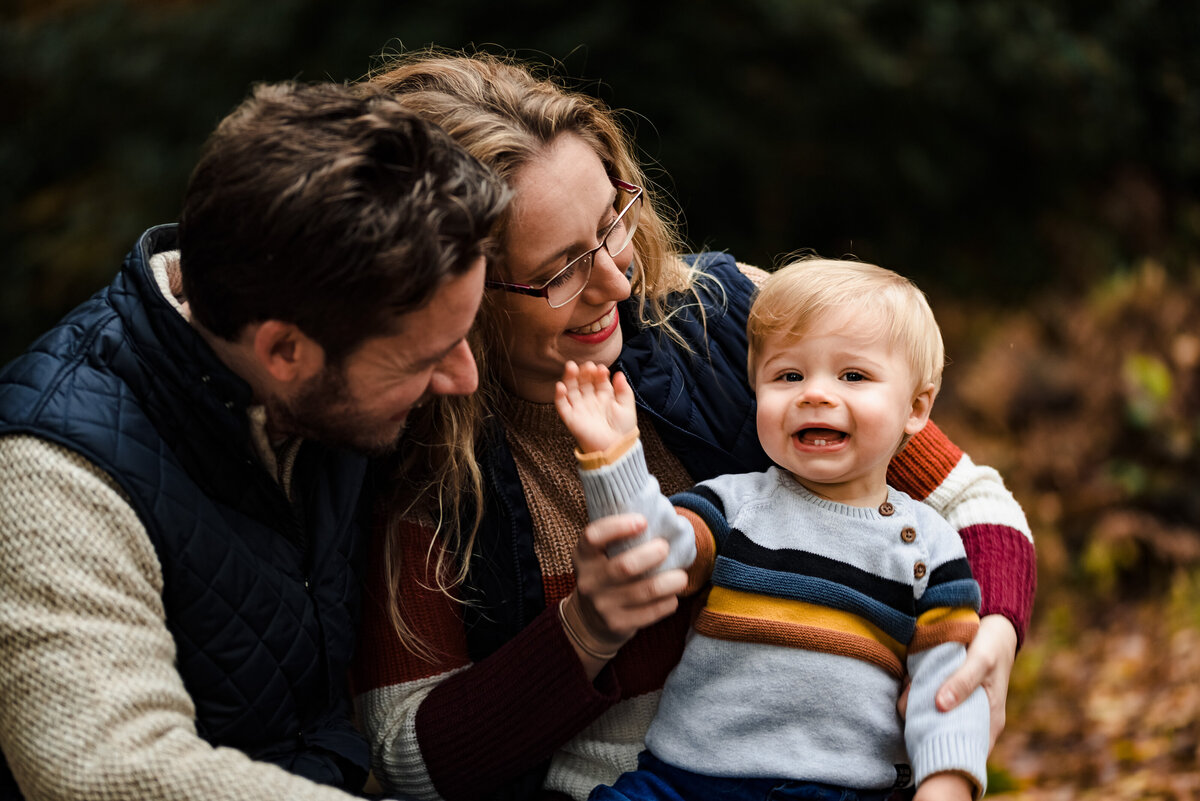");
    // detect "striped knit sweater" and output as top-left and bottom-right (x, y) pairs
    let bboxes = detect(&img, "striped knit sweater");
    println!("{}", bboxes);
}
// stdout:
(579, 441), (989, 794)
(352, 396), (1032, 801)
